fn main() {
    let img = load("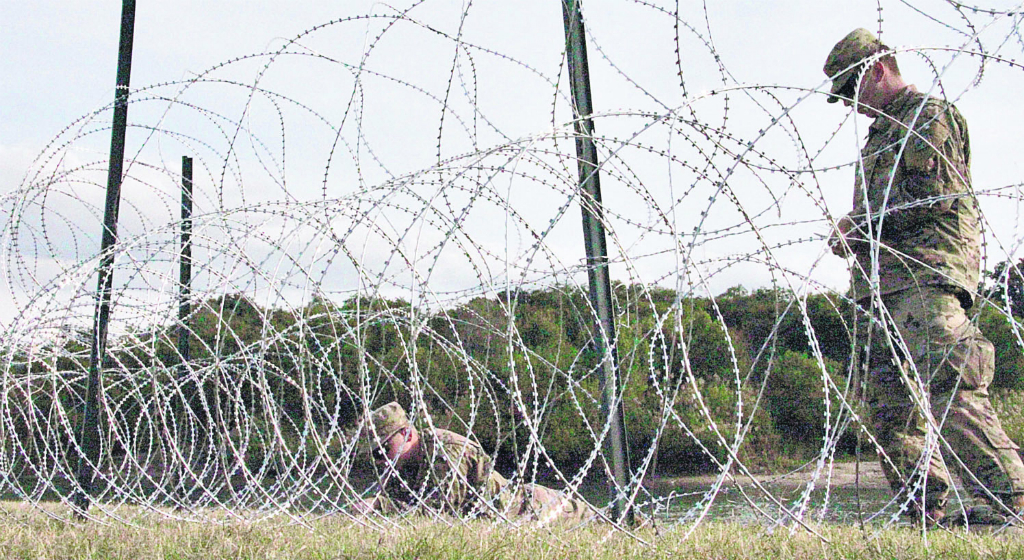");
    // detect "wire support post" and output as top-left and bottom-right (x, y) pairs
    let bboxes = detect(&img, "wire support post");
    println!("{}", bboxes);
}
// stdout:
(178, 156), (193, 382)
(561, 0), (634, 526)
(169, 155), (194, 506)
(73, 0), (137, 518)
